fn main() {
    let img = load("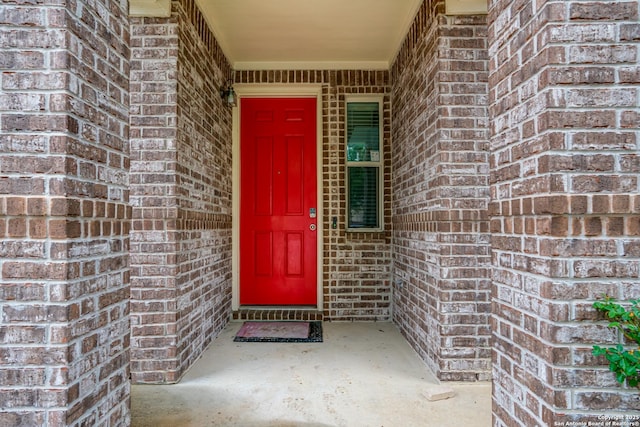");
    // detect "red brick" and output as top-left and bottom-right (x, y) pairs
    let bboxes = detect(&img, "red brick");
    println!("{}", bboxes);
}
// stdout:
(390, 0), (490, 382)
(621, 110), (639, 128)
(592, 195), (610, 214)
(7, 218), (27, 237)
(488, 0), (640, 423)
(129, 0), (237, 387)
(543, 67), (615, 85)
(6, 197), (26, 216)
(611, 195), (630, 213)
(570, 2), (638, 21)
(570, 196), (588, 214)
(1, 0), (131, 423)
(26, 197), (47, 216)
(584, 217), (603, 236)
(28, 218), (46, 238)
(627, 216), (640, 236)
(572, 132), (636, 150)
(550, 217), (569, 237)
(48, 219), (67, 238)
(605, 217), (624, 236)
